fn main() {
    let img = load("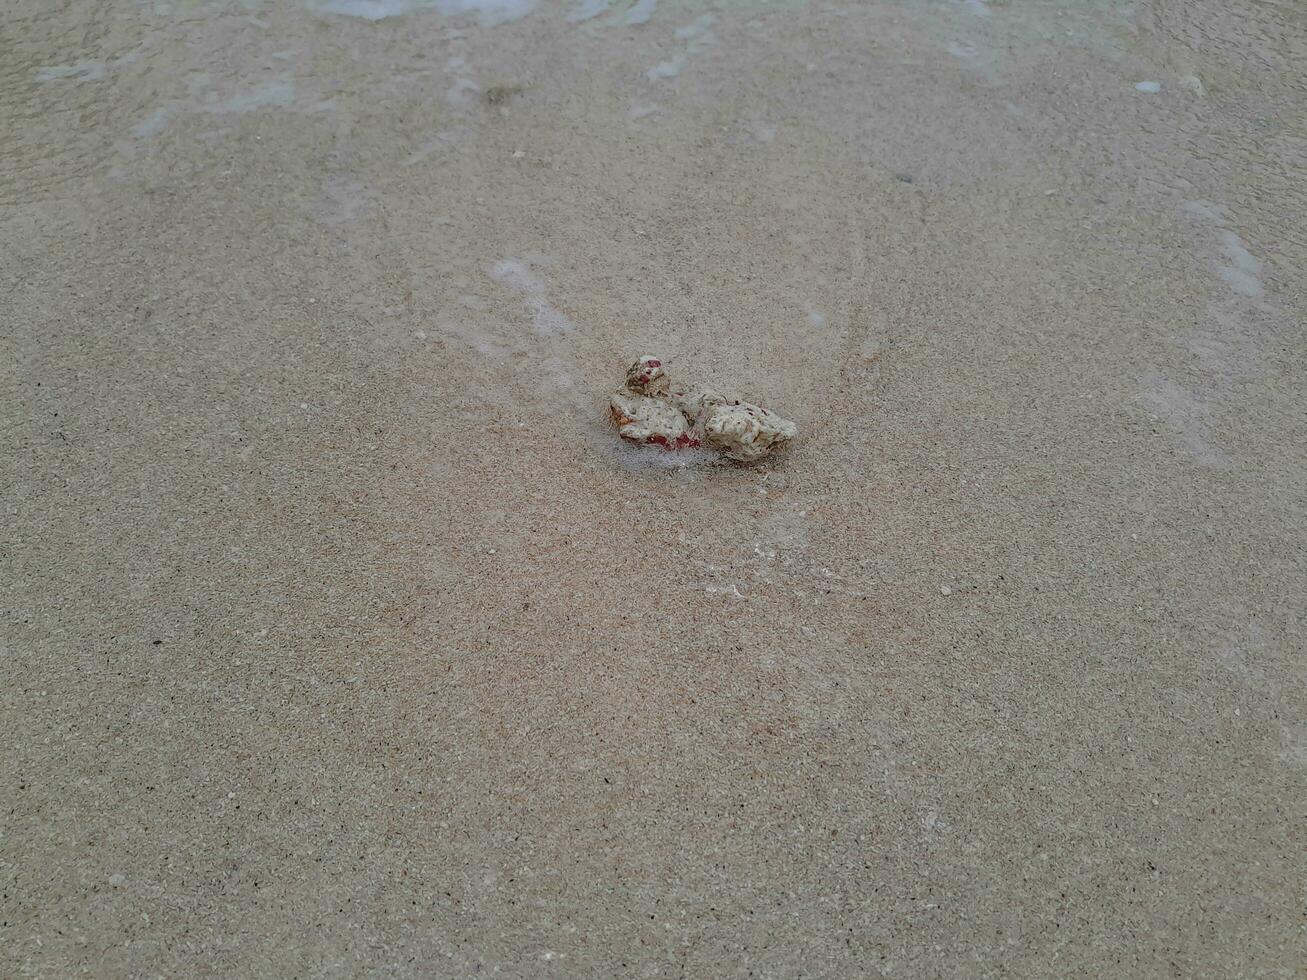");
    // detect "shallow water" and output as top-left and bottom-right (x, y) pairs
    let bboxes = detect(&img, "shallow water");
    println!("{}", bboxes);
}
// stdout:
(3, 0), (1305, 975)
